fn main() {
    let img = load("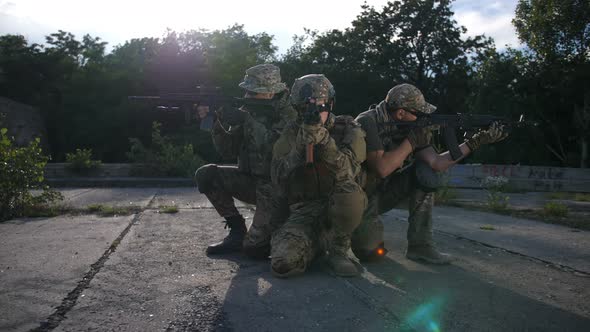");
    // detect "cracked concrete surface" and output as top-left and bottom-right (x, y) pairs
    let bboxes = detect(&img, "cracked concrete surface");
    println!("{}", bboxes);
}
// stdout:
(1, 188), (589, 332)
